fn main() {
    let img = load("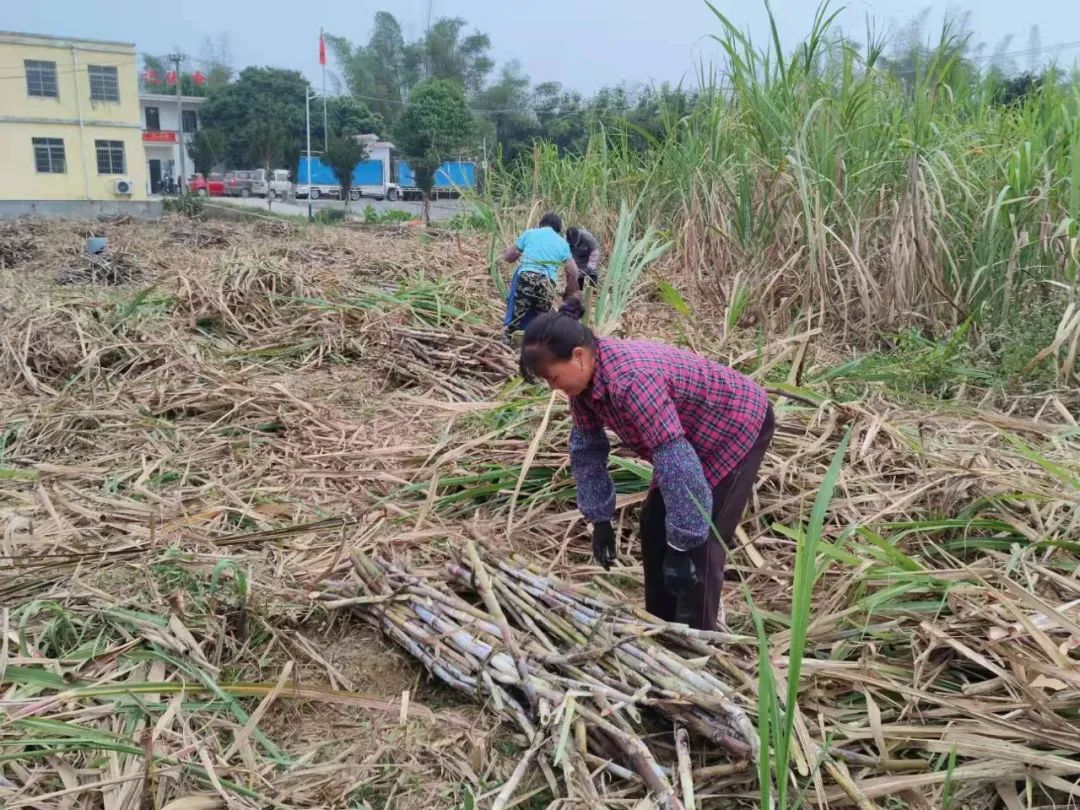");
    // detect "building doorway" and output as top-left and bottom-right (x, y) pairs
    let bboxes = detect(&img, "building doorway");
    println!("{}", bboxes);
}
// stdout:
(149, 159), (162, 194)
